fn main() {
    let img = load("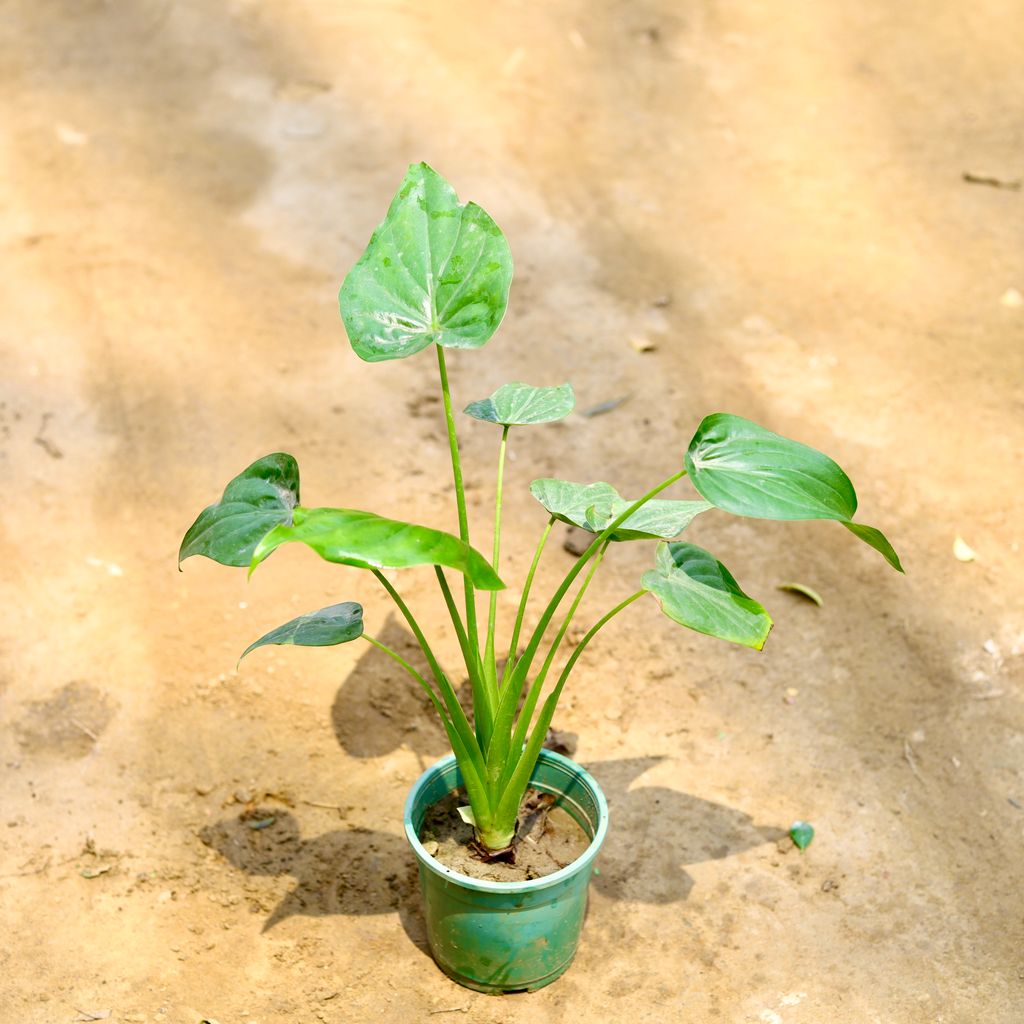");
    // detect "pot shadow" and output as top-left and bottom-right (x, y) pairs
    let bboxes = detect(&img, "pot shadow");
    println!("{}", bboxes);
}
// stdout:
(198, 808), (423, 937)
(584, 757), (788, 903)
(197, 757), (783, 937)
(198, 642), (783, 936)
